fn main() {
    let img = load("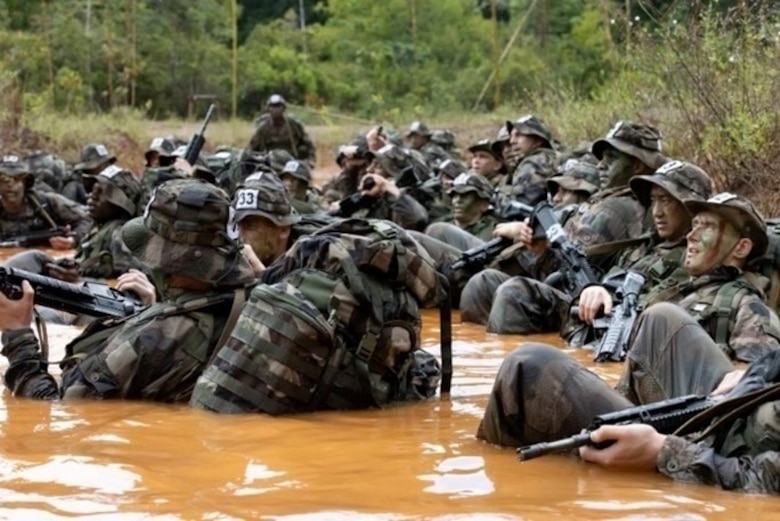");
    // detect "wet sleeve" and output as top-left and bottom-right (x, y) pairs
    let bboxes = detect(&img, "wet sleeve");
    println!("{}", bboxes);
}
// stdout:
(1, 328), (61, 399)
(658, 434), (780, 493)
(727, 296), (780, 362)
